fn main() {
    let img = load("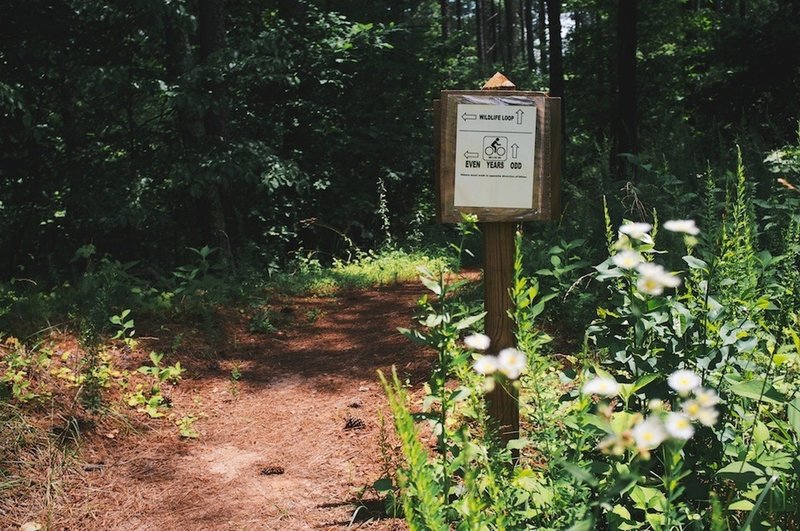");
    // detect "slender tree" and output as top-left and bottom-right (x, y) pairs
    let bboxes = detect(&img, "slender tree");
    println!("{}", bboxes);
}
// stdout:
(519, 0), (526, 63)
(198, 0), (227, 138)
(163, 4), (203, 145)
(198, 0), (234, 263)
(524, 0), (536, 69)
(440, 0), (450, 40)
(504, 0), (515, 66)
(613, 0), (638, 180)
(537, 0), (548, 76)
(490, 0), (499, 62)
(476, 0), (486, 65)
(547, 0), (565, 171)
(547, 0), (563, 98)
